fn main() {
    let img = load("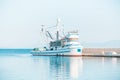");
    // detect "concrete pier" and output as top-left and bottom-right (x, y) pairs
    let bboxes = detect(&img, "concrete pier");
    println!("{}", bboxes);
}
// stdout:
(82, 48), (120, 57)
